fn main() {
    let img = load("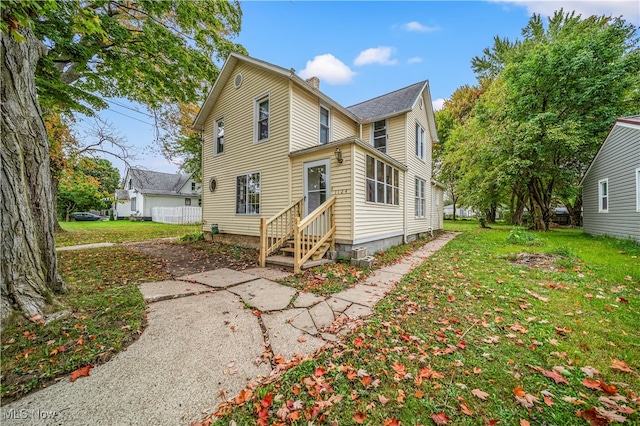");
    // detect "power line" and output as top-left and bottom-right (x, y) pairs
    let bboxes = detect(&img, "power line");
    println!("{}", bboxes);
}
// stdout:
(104, 98), (155, 119)
(106, 108), (156, 126)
